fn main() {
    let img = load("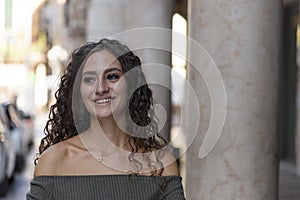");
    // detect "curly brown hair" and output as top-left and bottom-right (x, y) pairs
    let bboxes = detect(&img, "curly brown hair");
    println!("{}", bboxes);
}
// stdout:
(36, 38), (167, 175)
